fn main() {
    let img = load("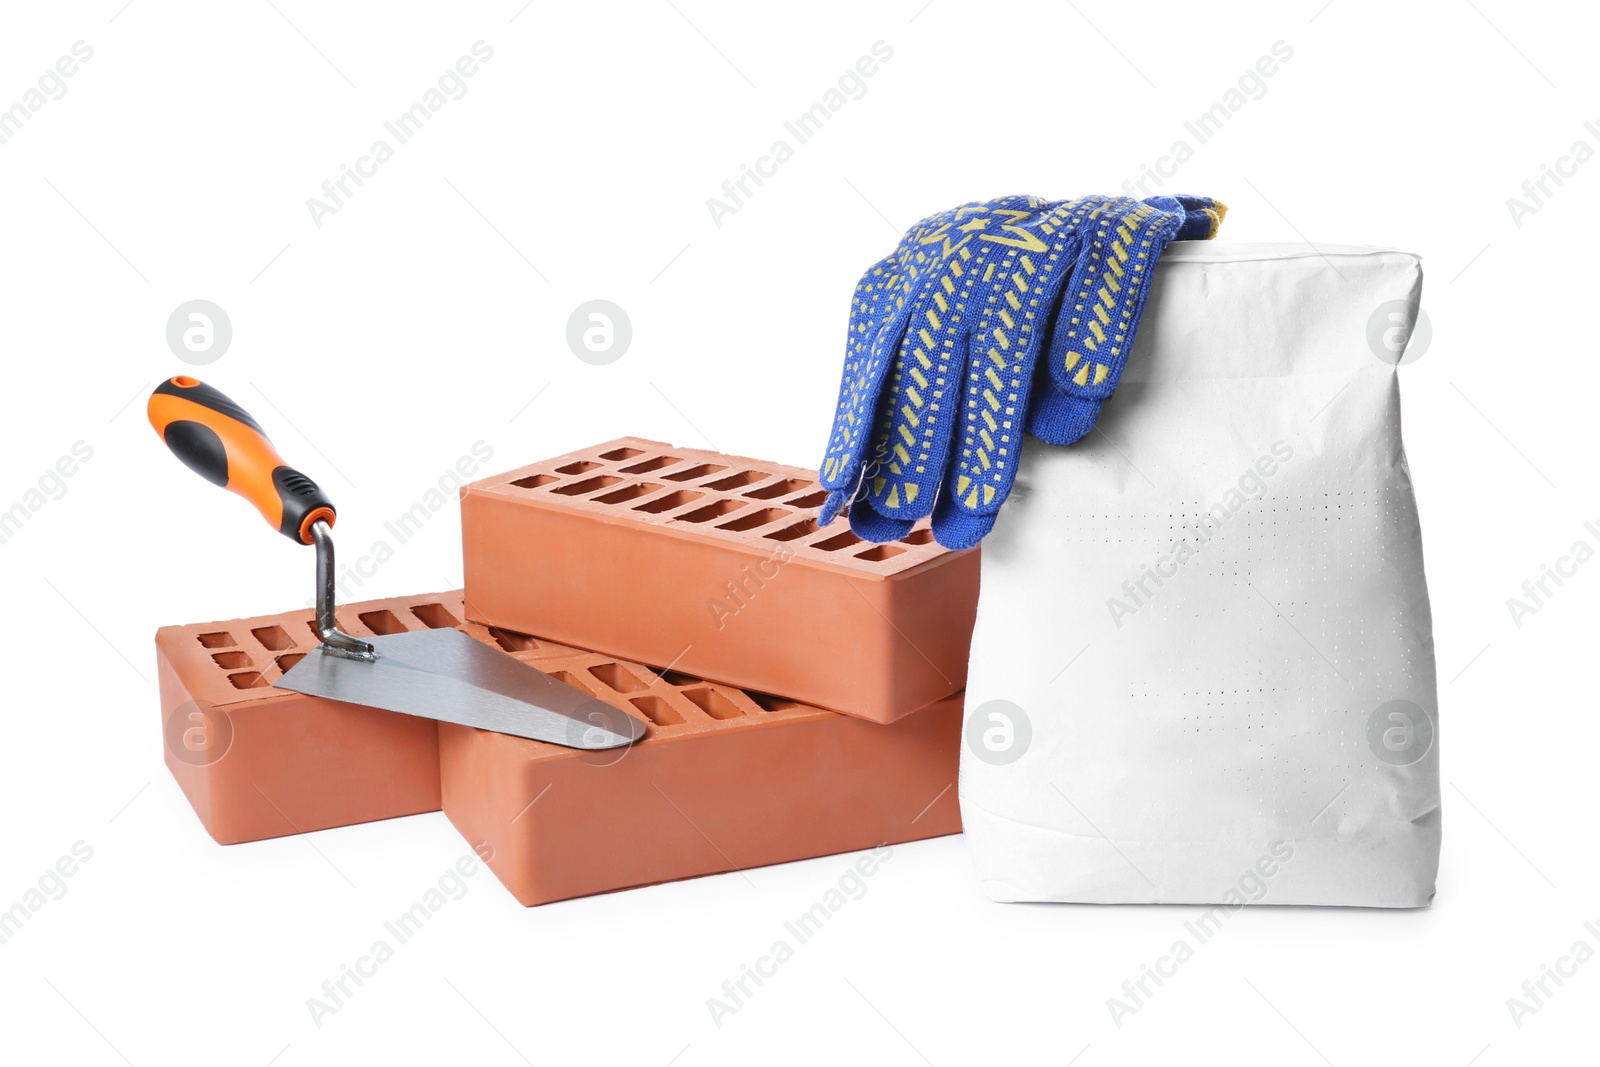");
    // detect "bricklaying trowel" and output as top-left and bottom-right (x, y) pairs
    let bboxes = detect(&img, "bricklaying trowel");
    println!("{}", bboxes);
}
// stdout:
(147, 376), (645, 751)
